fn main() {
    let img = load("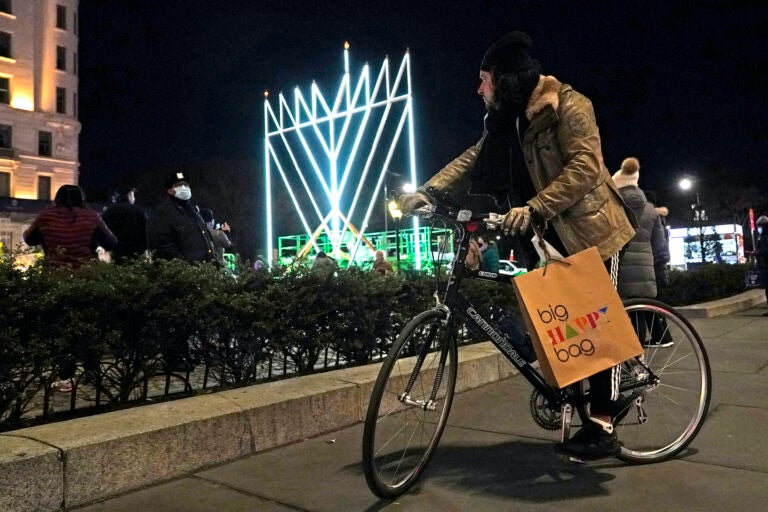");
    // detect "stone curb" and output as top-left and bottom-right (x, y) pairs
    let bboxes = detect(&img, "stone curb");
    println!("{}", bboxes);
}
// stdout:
(0, 342), (515, 512)
(677, 289), (765, 318)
